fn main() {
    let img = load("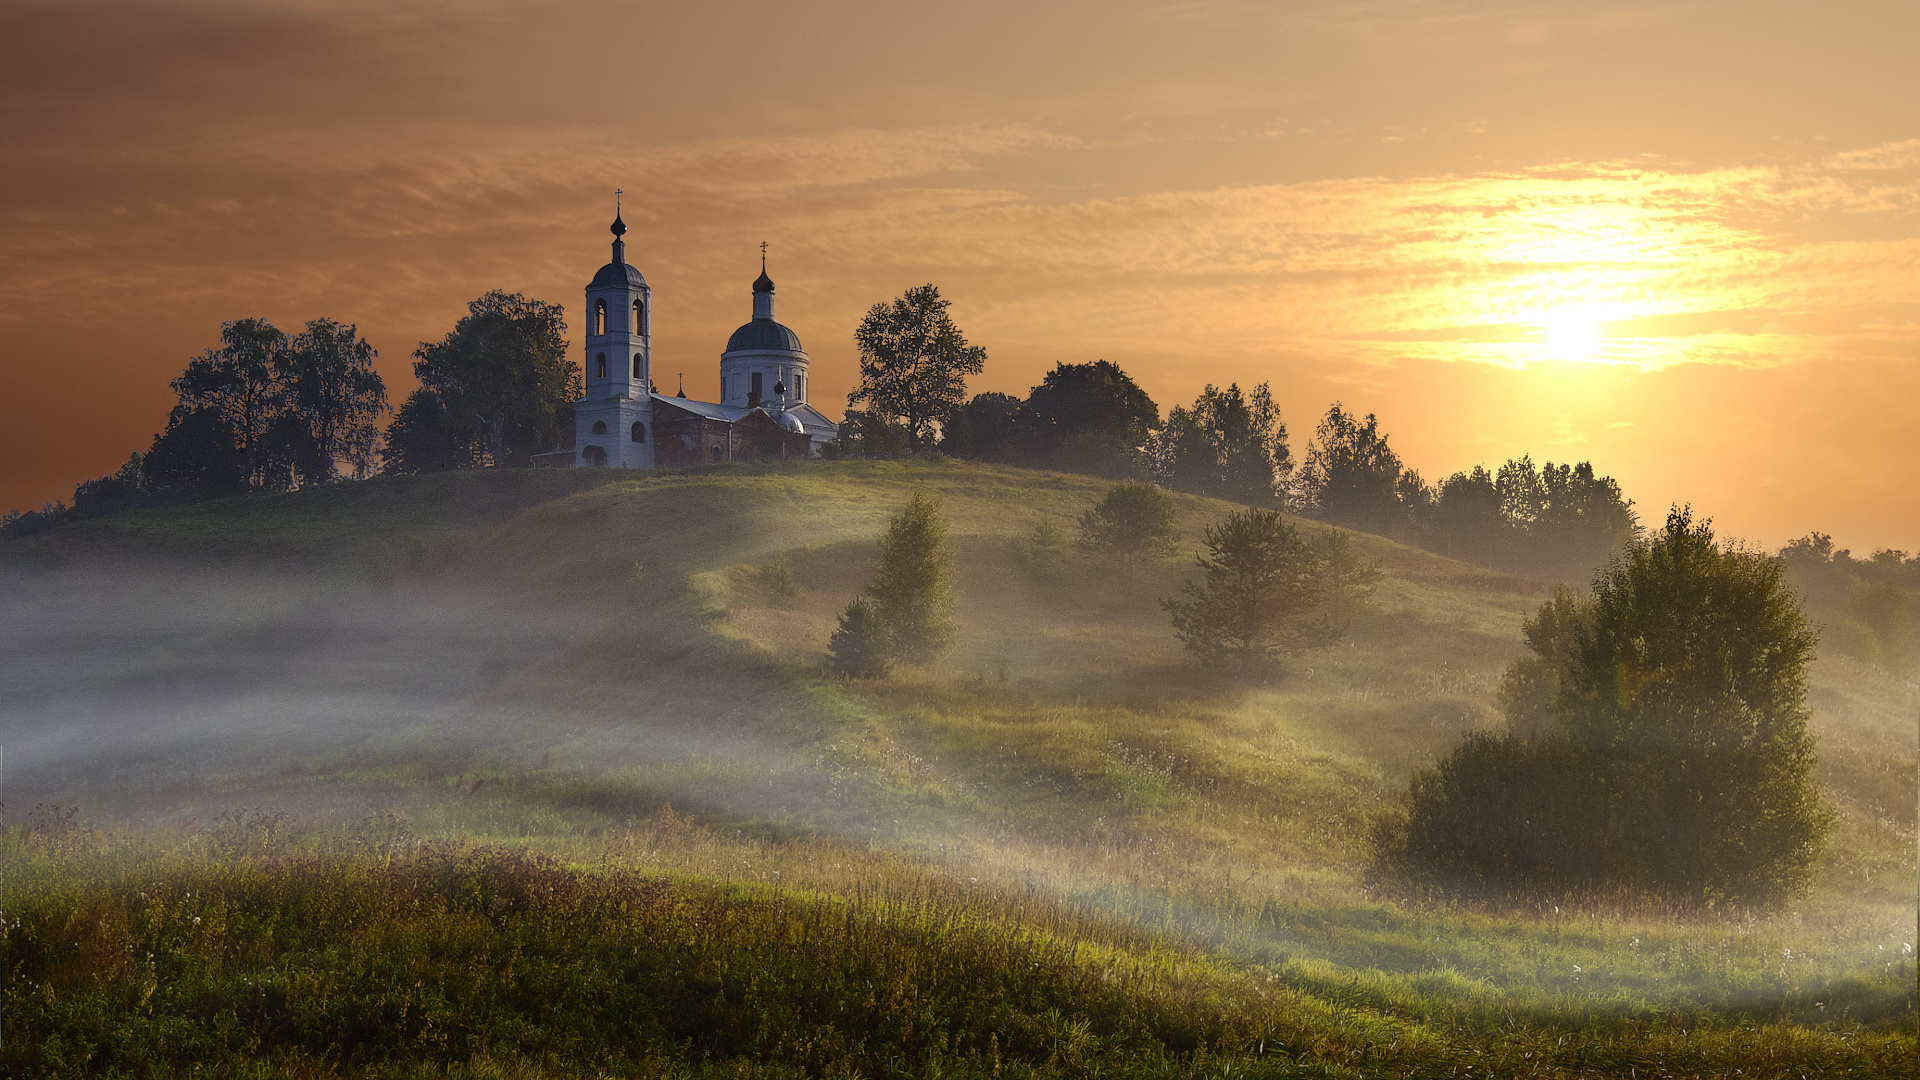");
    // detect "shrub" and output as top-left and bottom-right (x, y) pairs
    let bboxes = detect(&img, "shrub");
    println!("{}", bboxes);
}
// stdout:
(1077, 481), (1178, 580)
(867, 491), (956, 663)
(1163, 507), (1325, 677)
(1377, 507), (1832, 909)
(829, 596), (893, 677)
